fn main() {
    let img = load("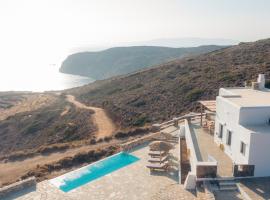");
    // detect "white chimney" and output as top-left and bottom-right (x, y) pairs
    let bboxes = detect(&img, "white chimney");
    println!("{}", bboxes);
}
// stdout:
(257, 74), (265, 90)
